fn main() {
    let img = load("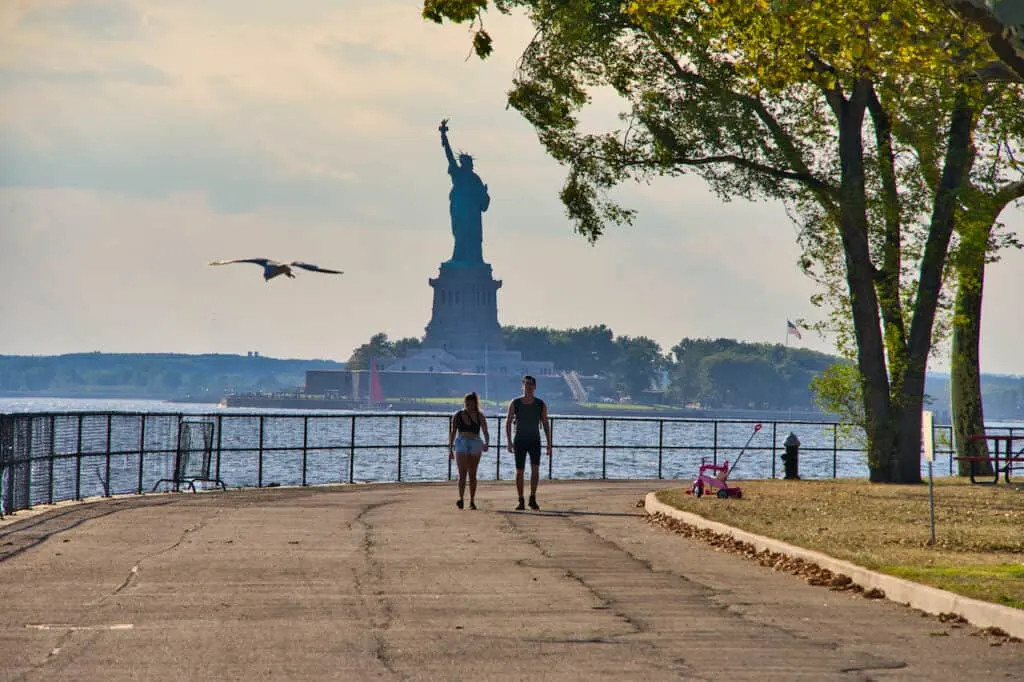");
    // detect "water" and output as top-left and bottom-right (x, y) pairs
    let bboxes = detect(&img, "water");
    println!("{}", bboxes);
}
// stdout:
(2, 397), (1016, 512)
